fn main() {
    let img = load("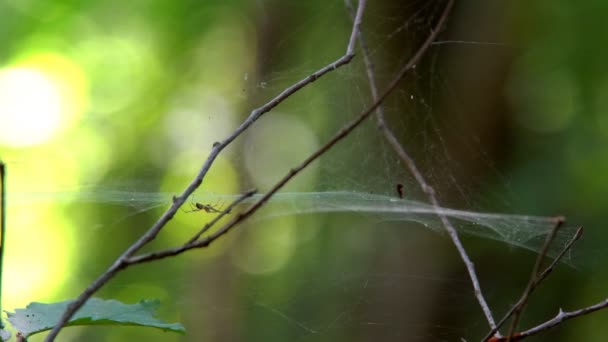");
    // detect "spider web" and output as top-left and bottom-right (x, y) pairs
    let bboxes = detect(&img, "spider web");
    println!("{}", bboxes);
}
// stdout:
(2, 1), (587, 341)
